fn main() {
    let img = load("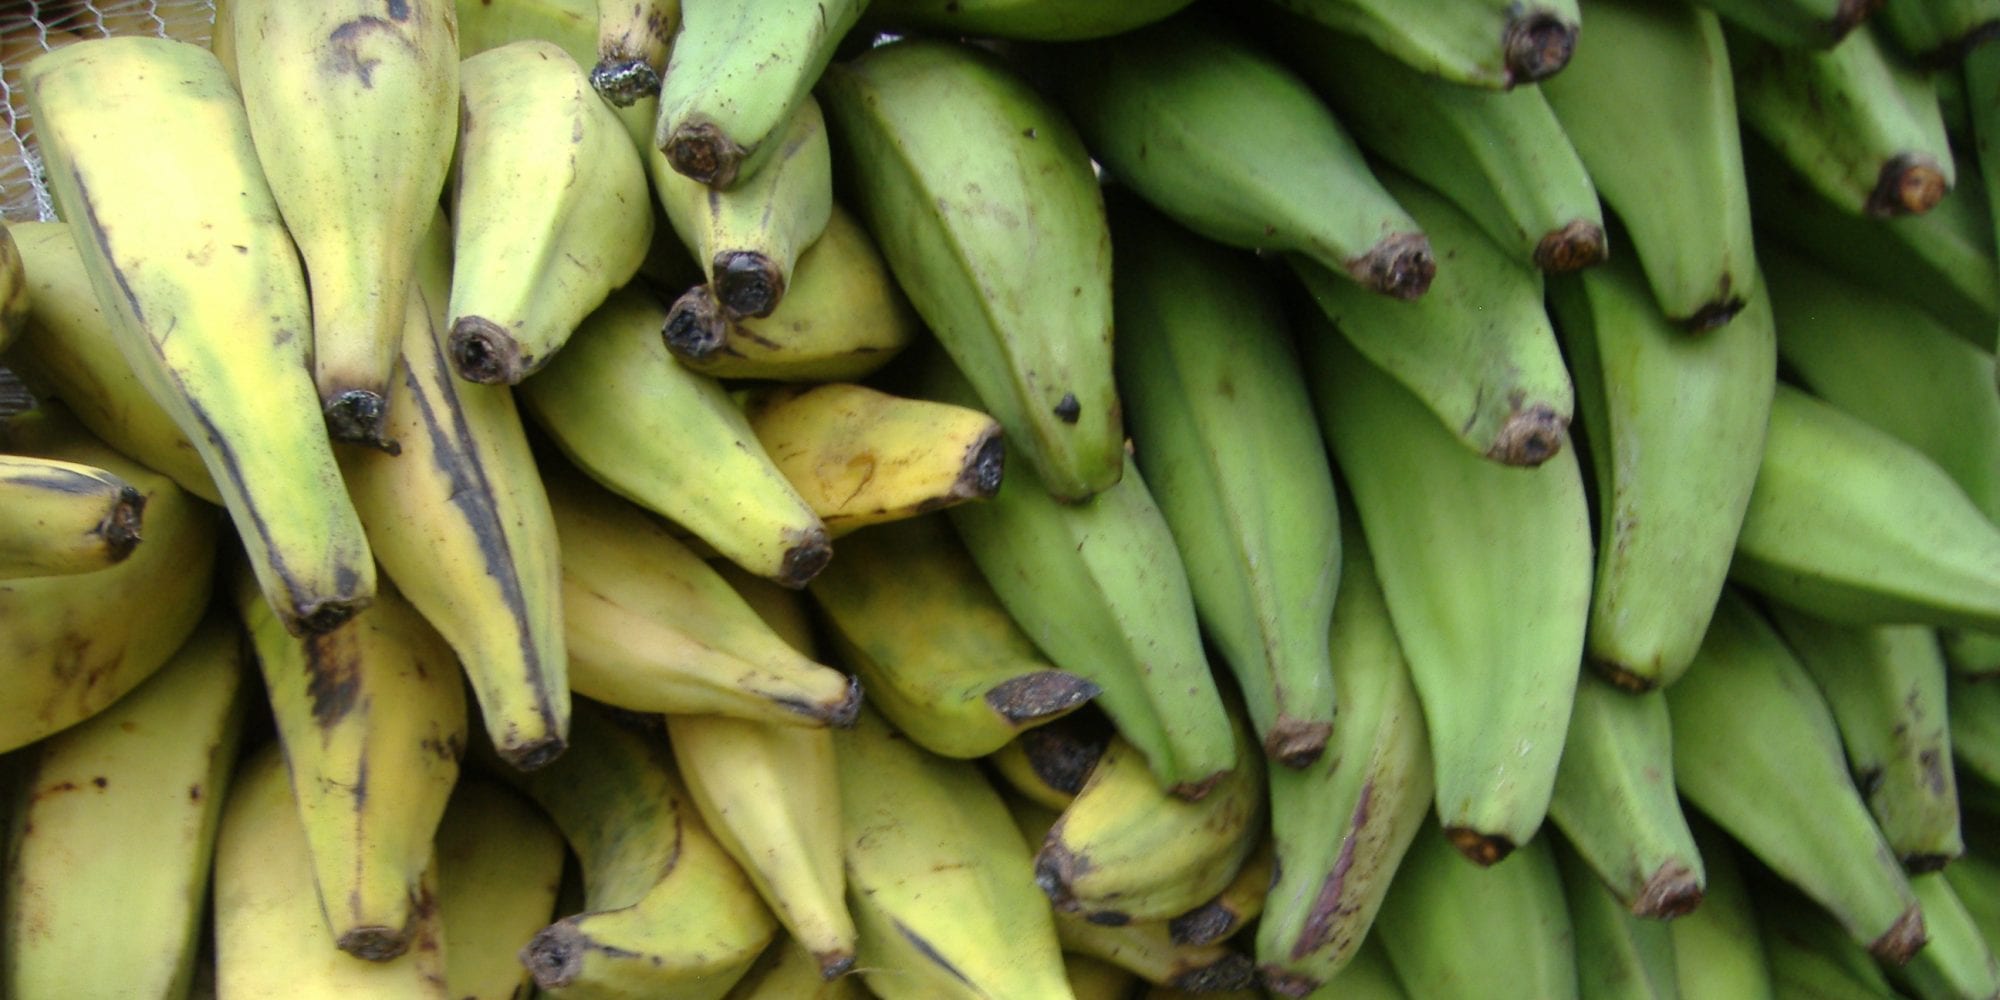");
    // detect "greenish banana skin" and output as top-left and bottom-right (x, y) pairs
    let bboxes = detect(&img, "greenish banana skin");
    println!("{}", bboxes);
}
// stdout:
(1259, 10), (1604, 272)
(1548, 248), (1775, 690)
(1942, 850), (2000, 950)
(1545, 674), (1706, 919)
(1109, 199), (1339, 767)
(1878, 0), (2000, 66)
(1893, 871), (2000, 1000)
(1702, 0), (1884, 48)
(1255, 512), (1432, 999)
(1555, 832), (1681, 1000)
(862, 0), (1198, 39)
(652, 0), (866, 190)
(1673, 820), (1780, 1000)
(1303, 306), (1590, 864)
(819, 39), (1124, 502)
(1969, 45), (2000, 353)
(447, 40), (654, 387)
(1294, 169), (1572, 468)
(1753, 873), (1904, 1000)
(1729, 21), (1956, 218)
(1766, 604), (1963, 872)
(233, 0), (459, 449)
(1374, 825), (1579, 1000)
(1667, 591), (1926, 966)
(1056, 14), (1435, 301)
(1255, 0), (1580, 89)
(1541, 0), (1757, 329)
(1730, 385), (2000, 631)
(925, 352), (1238, 798)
